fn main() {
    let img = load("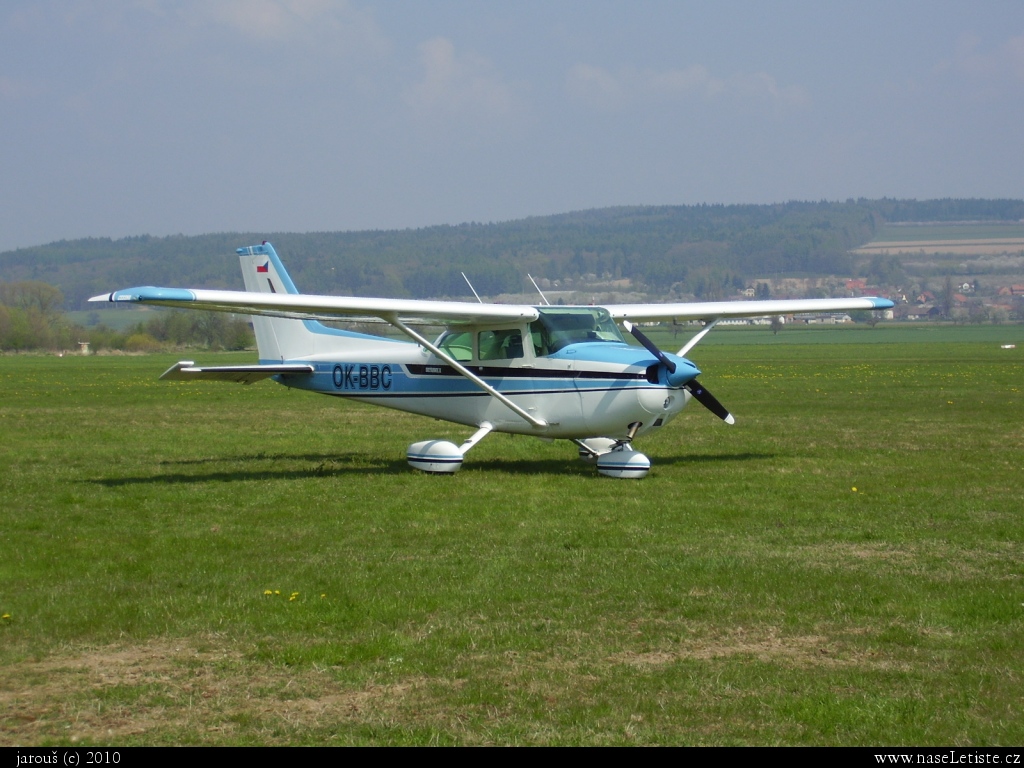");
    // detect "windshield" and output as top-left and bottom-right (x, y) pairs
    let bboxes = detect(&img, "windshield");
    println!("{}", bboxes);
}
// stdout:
(531, 307), (625, 354)
(436, 330), (473, 362)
